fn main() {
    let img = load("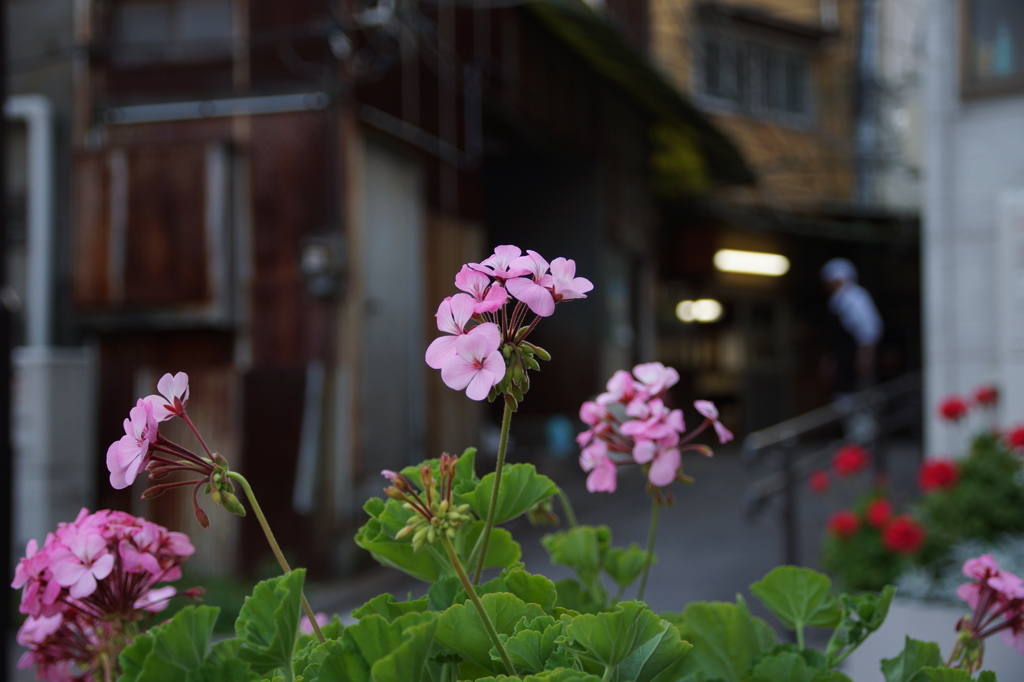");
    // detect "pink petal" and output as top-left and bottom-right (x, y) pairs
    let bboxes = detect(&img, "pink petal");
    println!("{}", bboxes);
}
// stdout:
(476, 284), (508, 314)
(714, 421), (734, 444)
(171, 372), (189, 401)
(648, 448), (681, 486)
(156, 373), (176, 401)
(68, 570), (97, 599)
(479, 350), (506, 378)
(426, 335), (459, 369)
(510, 250), (549, 279)
(549, 257), (576, 280)
(465, 369), (497, 401)
(455, 330), (494, 361)
(633, 439), (656, 464)
(51, 560), (87, 588)
(90, 553), (114, 581)
(694, 400), (719, 420)
(587, 460), (617, 492)
(667, 409), (685, 432)
(506, 278), (555, 317)
(441, 355), (478, 391)
(466, 322), (501, 352)
(482, 245), (522, 270)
